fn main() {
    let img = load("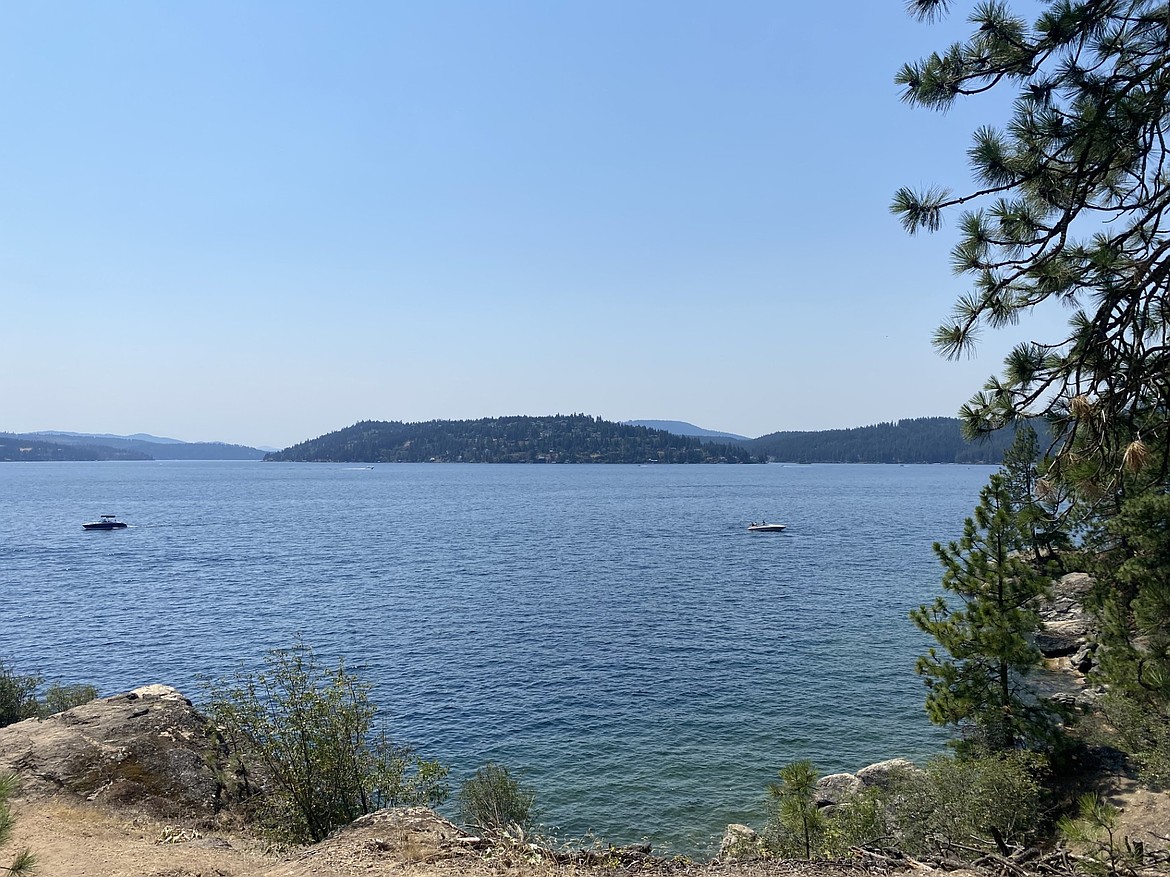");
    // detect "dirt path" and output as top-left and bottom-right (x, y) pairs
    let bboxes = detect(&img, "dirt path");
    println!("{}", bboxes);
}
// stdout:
(10, 798), (277, 877)
(4, 796), (873, 877)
